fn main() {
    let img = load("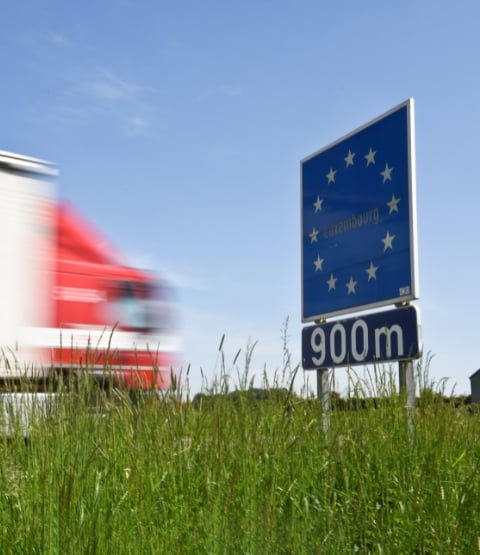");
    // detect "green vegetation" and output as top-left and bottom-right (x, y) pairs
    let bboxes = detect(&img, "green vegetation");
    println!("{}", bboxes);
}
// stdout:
(0, 359), (479, 554)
